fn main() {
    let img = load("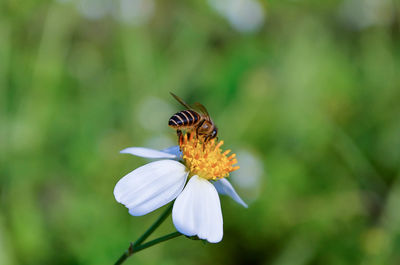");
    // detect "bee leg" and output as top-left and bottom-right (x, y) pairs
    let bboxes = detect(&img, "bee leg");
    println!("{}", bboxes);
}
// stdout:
(194, 128), (201, 148)
(196, 120), (205, 140)
(202, 136), (209, 151)
(177, 129), (182, 145)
